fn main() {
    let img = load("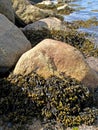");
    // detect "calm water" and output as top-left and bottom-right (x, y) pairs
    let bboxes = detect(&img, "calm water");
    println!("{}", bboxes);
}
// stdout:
(53, 0), (98, 46)
(64, 0), (98, 46)
(64, 0), (98, 21)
